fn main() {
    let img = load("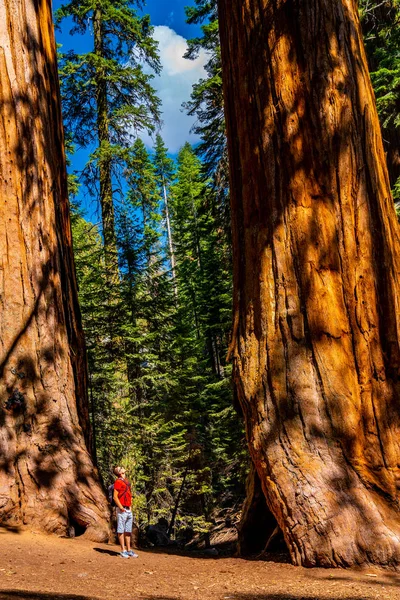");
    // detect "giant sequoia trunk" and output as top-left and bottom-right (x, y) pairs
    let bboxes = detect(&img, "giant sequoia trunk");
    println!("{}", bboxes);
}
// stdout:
(0, 0), (110, 541)
(218, 0), (400, 567)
